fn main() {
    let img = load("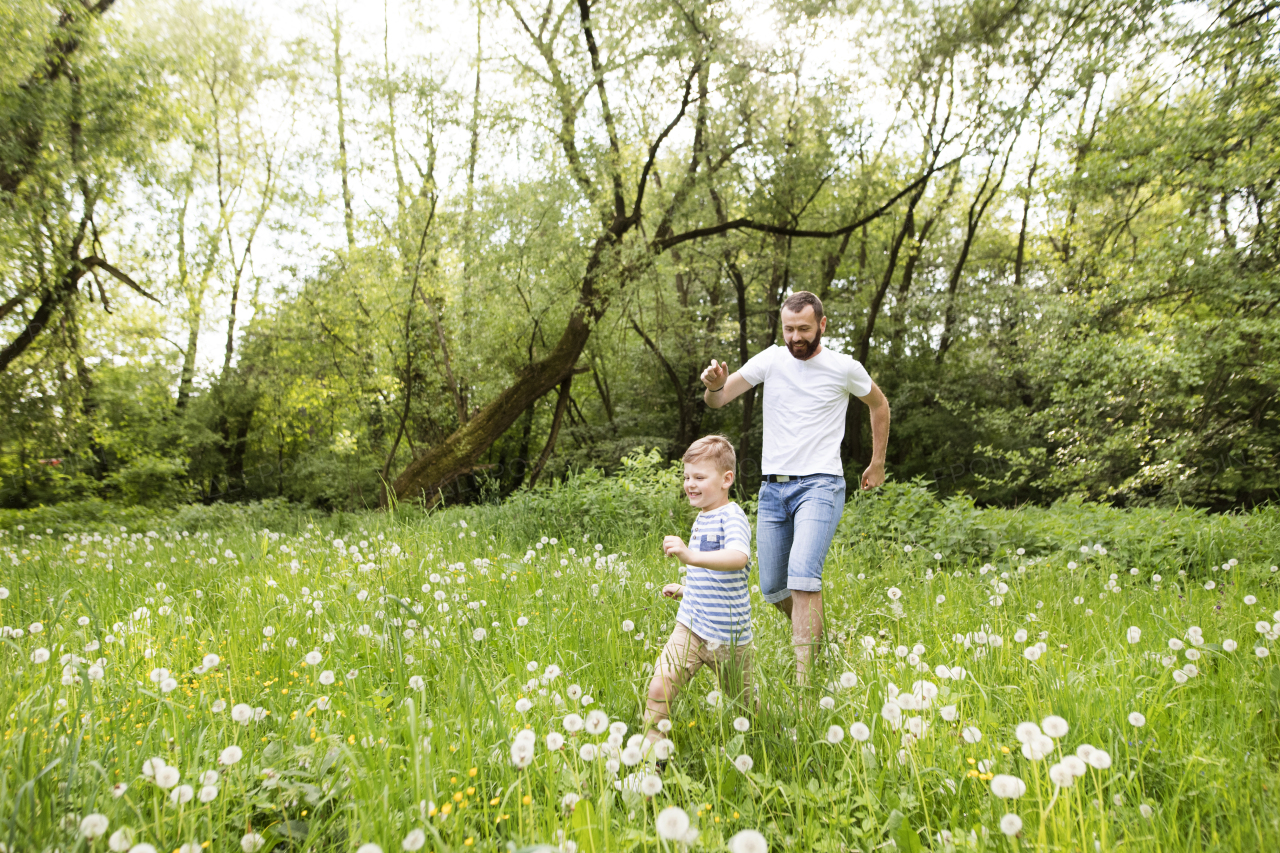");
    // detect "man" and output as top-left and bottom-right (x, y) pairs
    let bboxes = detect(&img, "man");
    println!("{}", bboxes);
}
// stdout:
(701, 291), (890, 685)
